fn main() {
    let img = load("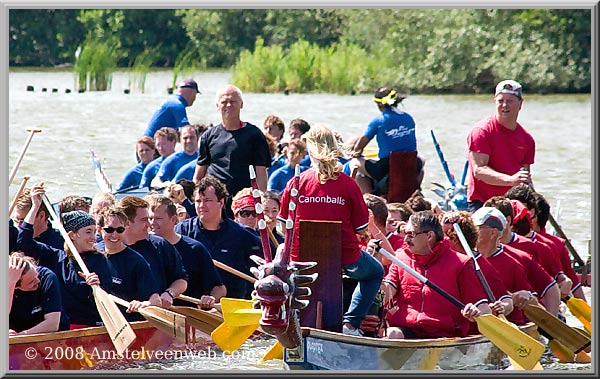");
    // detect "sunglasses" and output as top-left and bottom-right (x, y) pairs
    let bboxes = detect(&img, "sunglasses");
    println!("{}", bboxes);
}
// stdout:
(404, 230), (429, 239)
(102, 226), (125, 234)
(238, 210), (257, 218)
